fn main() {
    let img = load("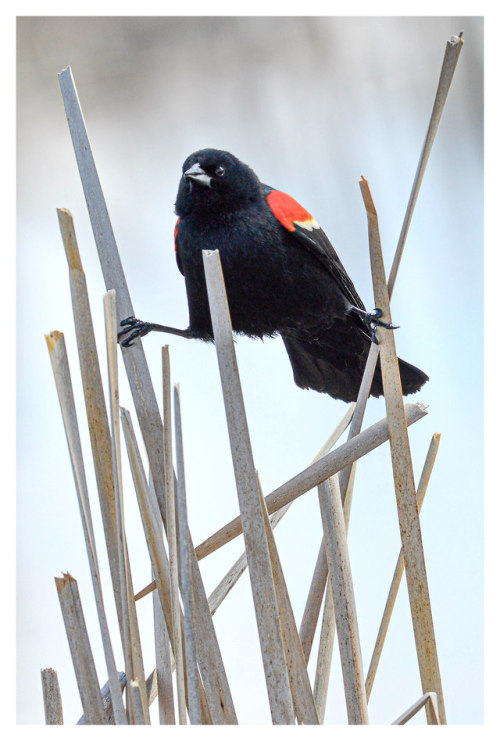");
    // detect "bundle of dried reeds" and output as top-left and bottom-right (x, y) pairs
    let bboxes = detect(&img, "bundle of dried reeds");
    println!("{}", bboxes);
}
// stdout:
(41, 32), (463, 725)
